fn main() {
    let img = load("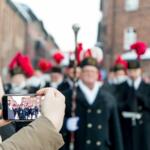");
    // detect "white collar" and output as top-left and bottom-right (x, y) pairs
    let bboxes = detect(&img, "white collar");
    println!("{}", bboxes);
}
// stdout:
(114, 75), (128, 85)
(66, 78), (79, 87)
(78, 80), (102, 105)
(66, 78), (74, 87)
(127, 77), (142, 90)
